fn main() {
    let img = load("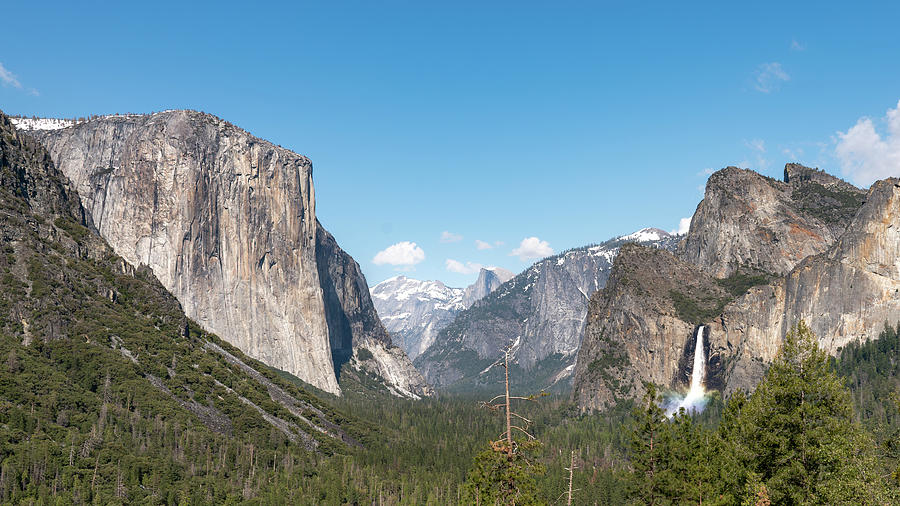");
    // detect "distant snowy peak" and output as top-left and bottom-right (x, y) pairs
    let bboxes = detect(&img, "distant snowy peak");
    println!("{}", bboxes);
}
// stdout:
(618, 227), (674, 243)
(371, 275), (464, 306)
(414, 225), (682, 392)
(371, 269), (515, 360)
